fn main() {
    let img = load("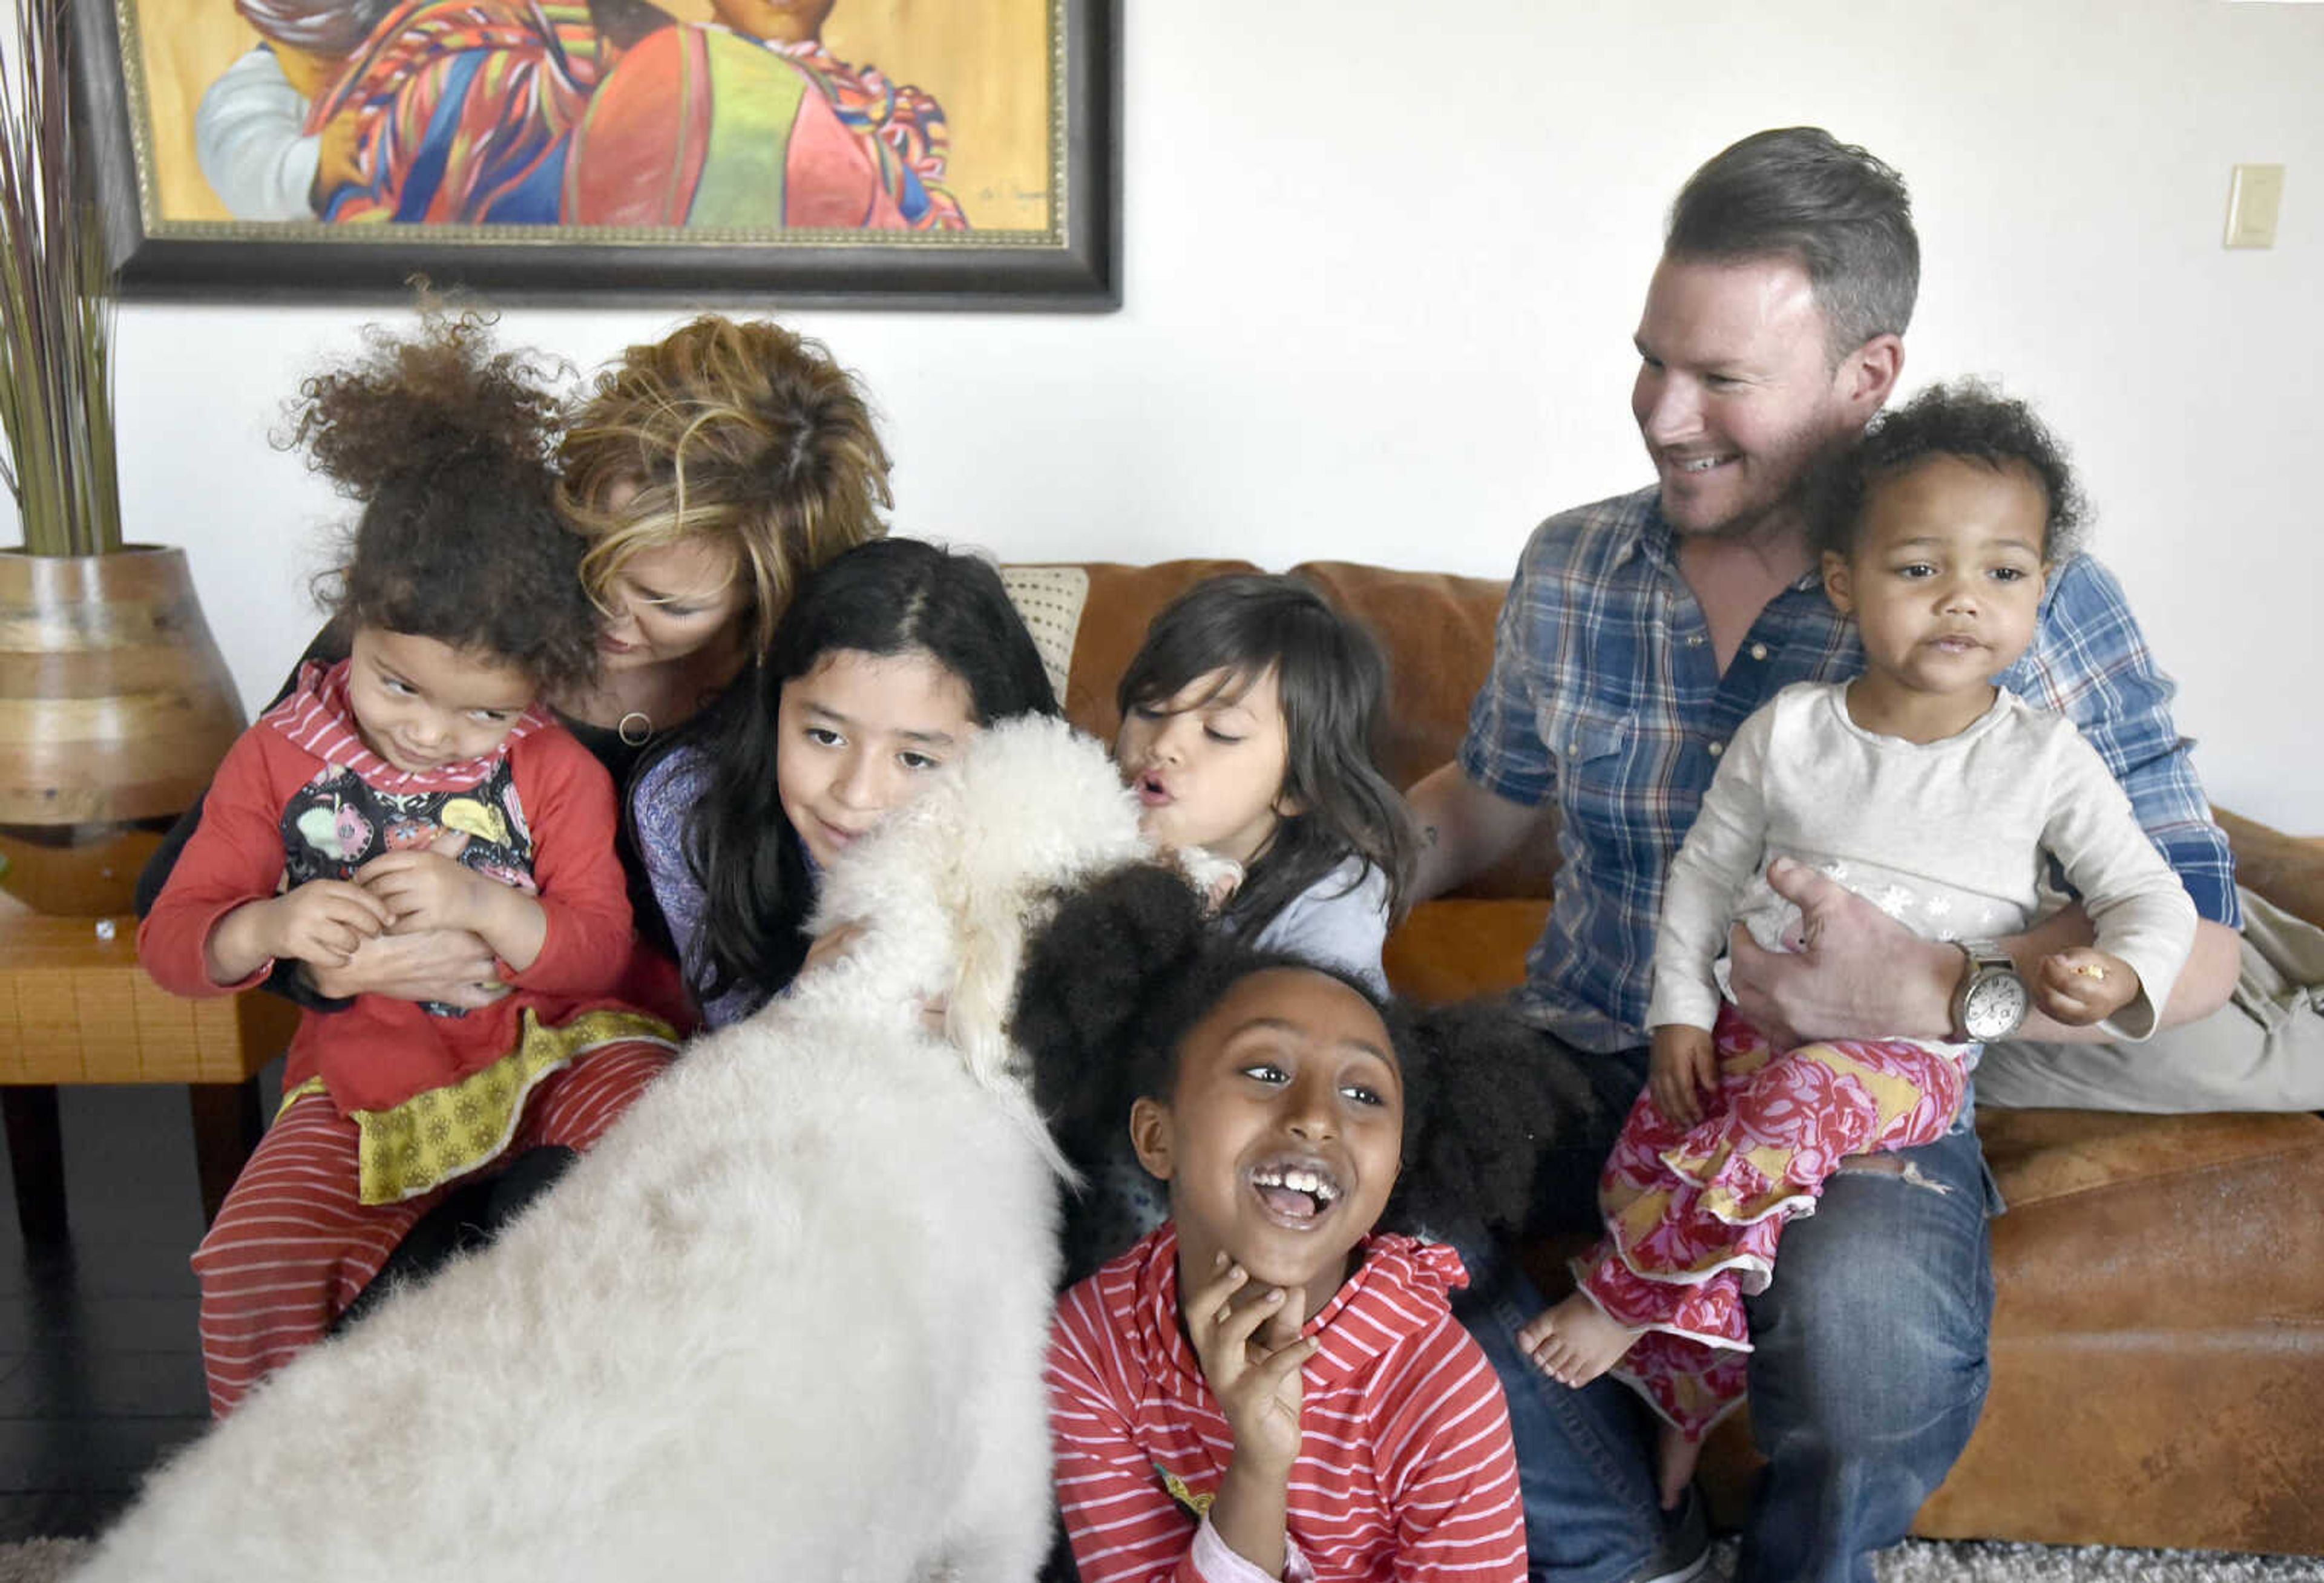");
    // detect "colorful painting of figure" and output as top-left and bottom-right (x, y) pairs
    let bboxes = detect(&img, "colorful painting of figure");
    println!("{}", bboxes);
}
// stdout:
(119, 0), (1053, 234)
